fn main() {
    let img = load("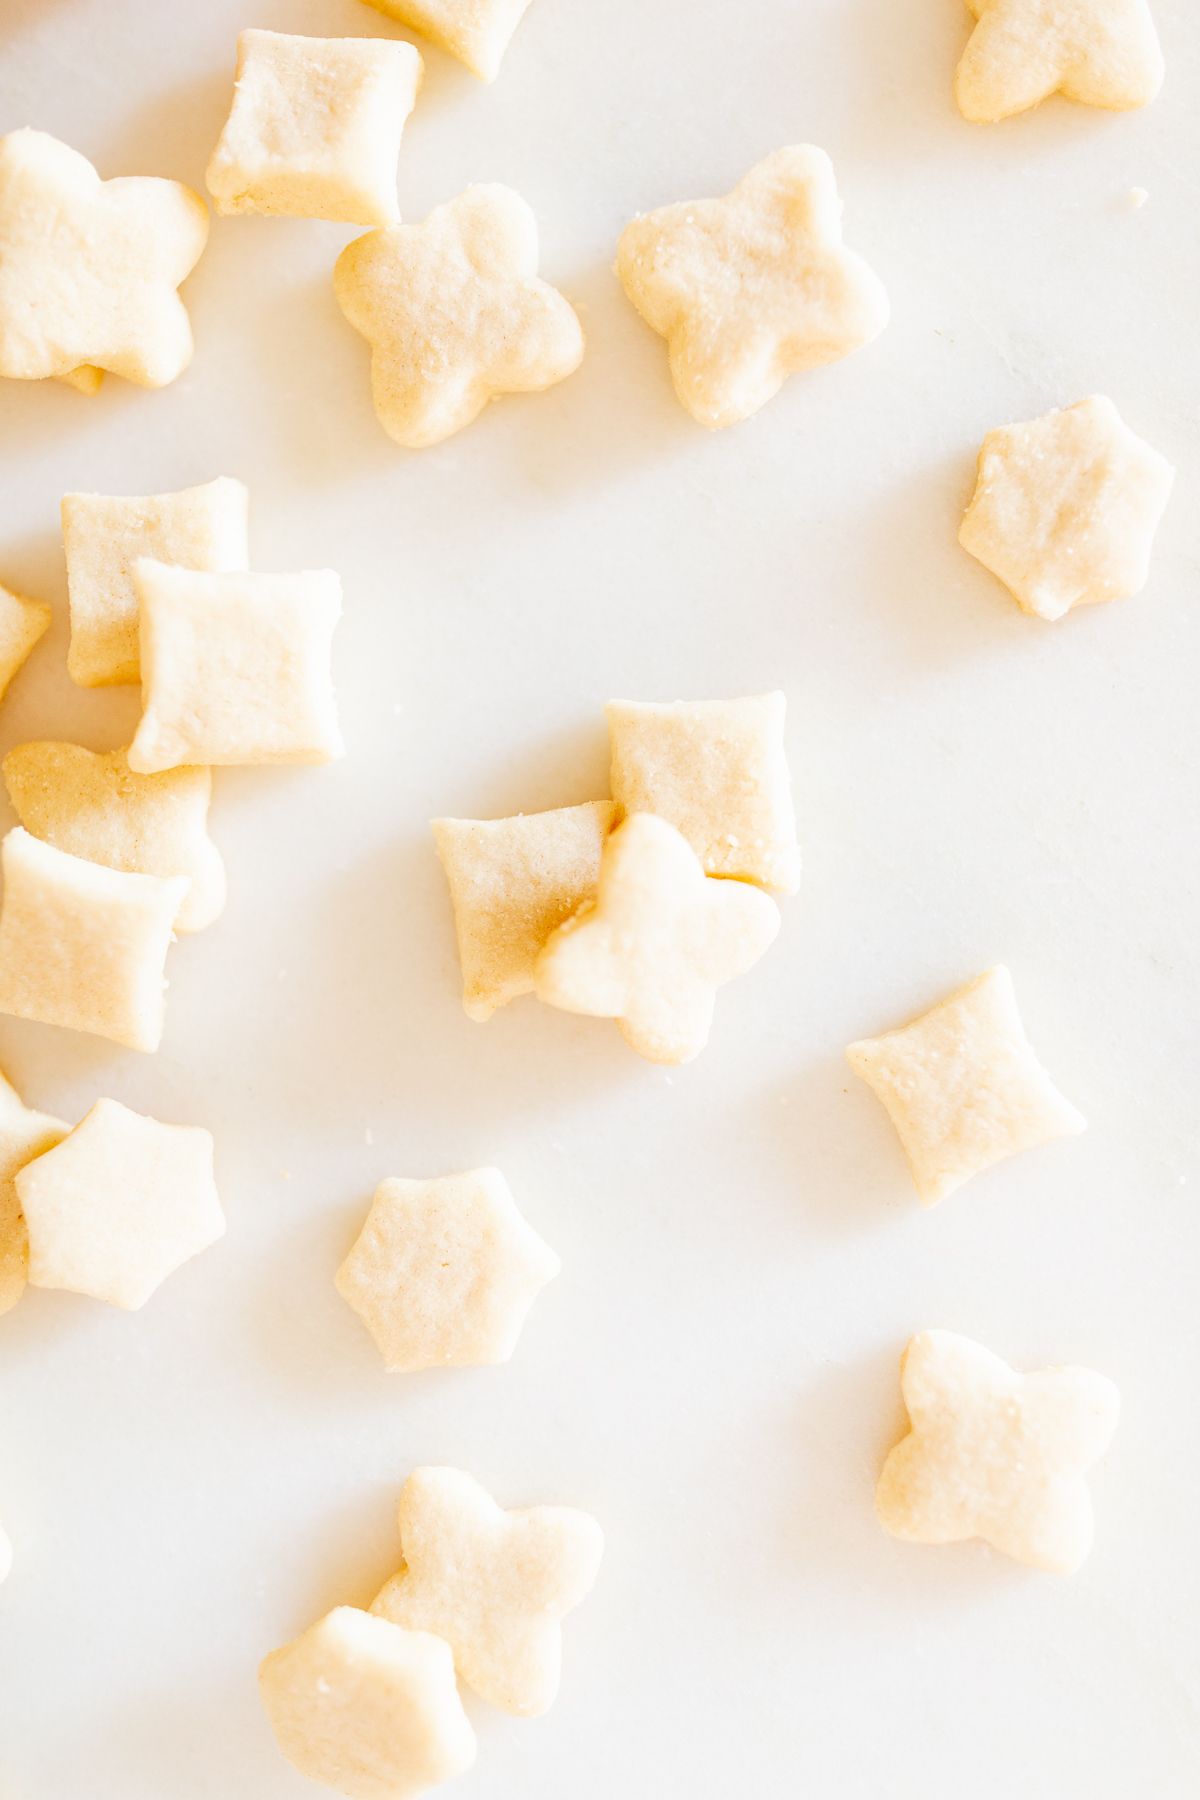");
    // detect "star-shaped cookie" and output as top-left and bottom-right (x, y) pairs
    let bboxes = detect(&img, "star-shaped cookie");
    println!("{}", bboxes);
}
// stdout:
(371, 1465), (604, 1717)
(334, 184), (584, 448)
(0, 1071), (68, 1318)
(0, 584), (52, 704)
(0, 129), (208, 388)
(956, 0), (1164, 123)
(335, 1168), (560, 1373)
(877, 1330), (1120, 1573)
(616, 145), (889, 429)
(959, 395), (1174, 621)
(535, 812), (780, 1065)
